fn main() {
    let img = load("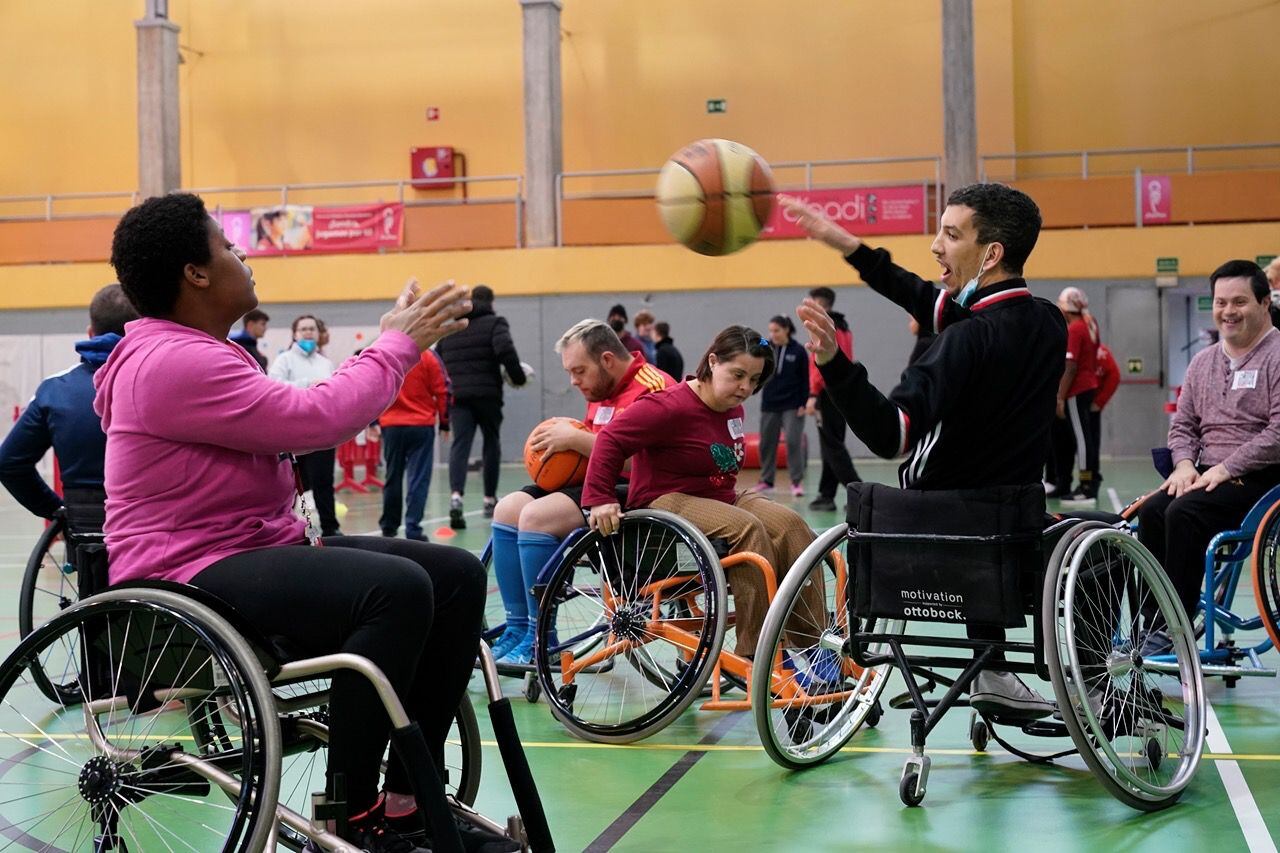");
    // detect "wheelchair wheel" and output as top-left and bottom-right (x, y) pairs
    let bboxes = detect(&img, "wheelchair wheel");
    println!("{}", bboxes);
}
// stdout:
(0, 587), (281, 851)
(1251, 500), (1280, 653)
(18, 514), (85, 706)
(752, 524), (897, 768)
(534, 509), (727, 743)
(1043, 524), (1205, 811)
